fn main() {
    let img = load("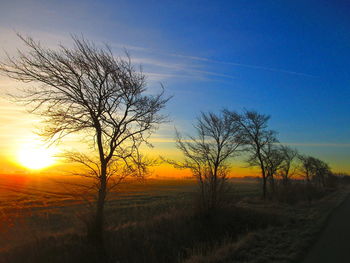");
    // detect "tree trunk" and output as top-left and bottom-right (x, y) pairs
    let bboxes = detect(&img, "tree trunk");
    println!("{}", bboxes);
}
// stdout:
(257, 147), (267, 200)
(270, 174), (275, 195)
(262, 175), (267, 199)
(93, 125), (107, 249)
(211, 173), (217, 210)
(198, 175), (206, 210)
(95, 175), (107, 241)
(90, 165), (107, 259)
(88, 171), (107, 262)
